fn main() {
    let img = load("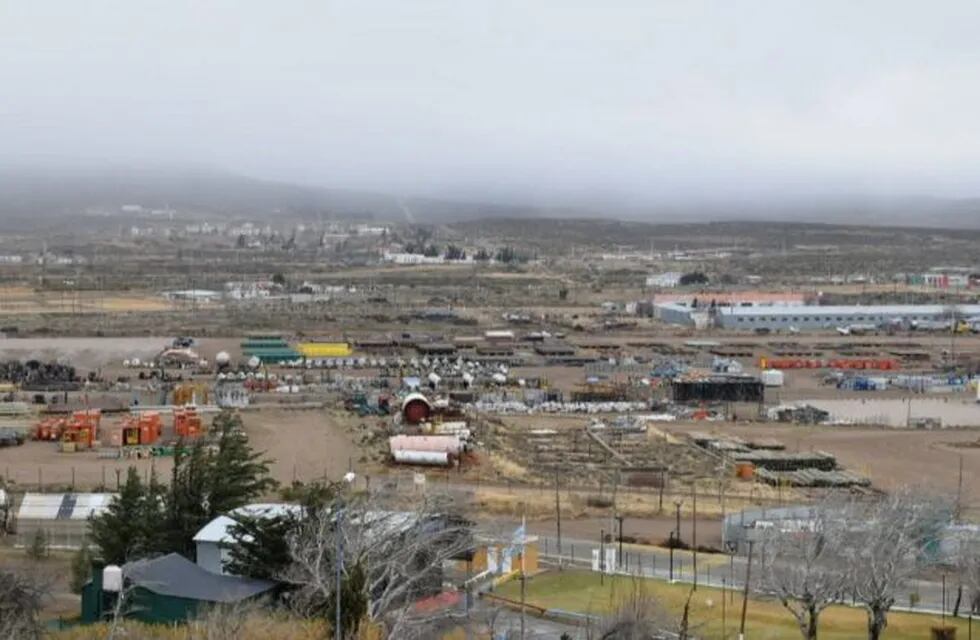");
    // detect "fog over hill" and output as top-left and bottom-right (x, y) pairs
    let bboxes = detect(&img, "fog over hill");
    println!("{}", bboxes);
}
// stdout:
(2, 164), (979, 232)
